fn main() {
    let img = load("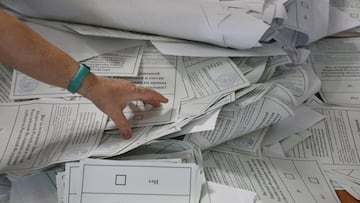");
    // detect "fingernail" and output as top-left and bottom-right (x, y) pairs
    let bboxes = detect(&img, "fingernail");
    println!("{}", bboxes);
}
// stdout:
(122, 130), (132, 139)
